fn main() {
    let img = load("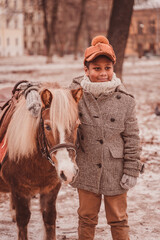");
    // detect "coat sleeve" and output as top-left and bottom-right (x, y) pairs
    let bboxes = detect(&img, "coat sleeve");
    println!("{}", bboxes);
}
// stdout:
(121, 98), (143, 177)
